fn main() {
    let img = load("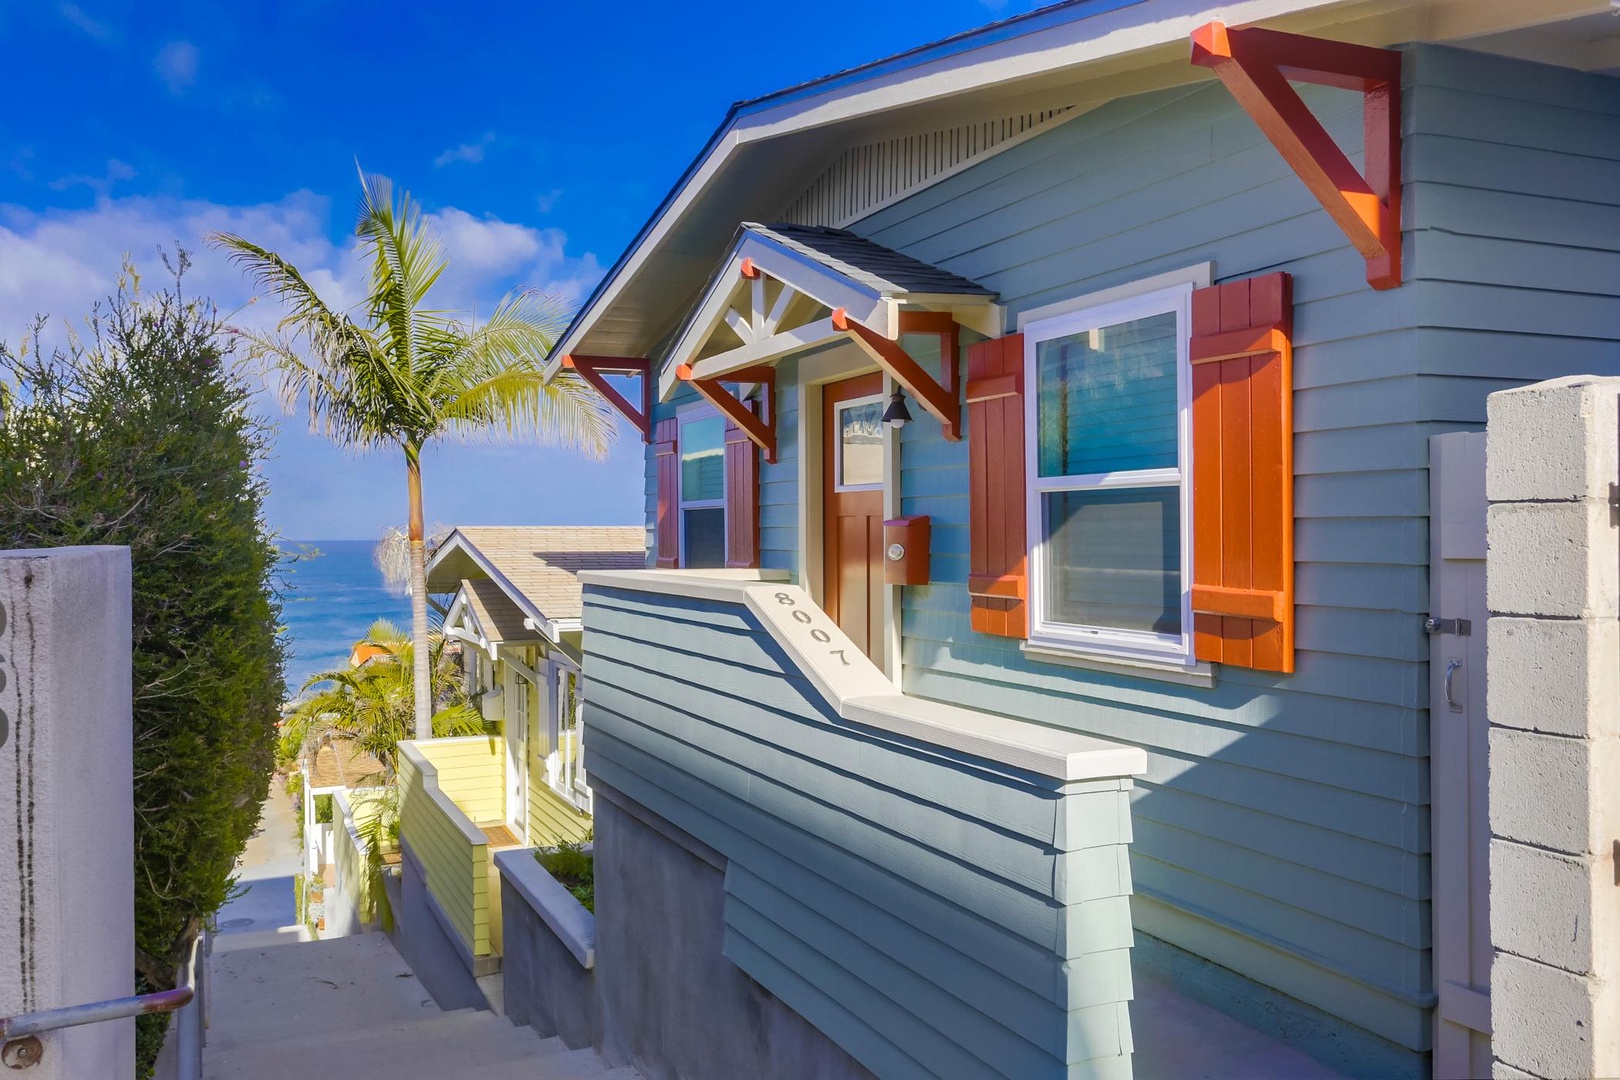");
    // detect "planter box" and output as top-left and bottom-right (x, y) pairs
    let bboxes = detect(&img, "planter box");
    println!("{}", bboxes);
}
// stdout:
(495, 846), (601, 1051)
